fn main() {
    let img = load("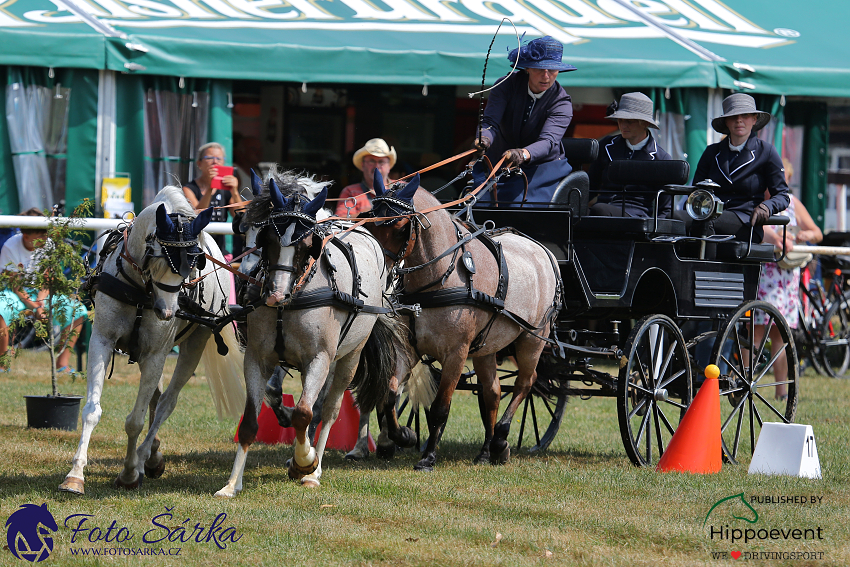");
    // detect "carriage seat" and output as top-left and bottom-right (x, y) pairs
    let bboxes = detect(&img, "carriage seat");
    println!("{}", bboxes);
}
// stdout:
(550, 138), (600, 216)
(714, 242), (777, 262)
